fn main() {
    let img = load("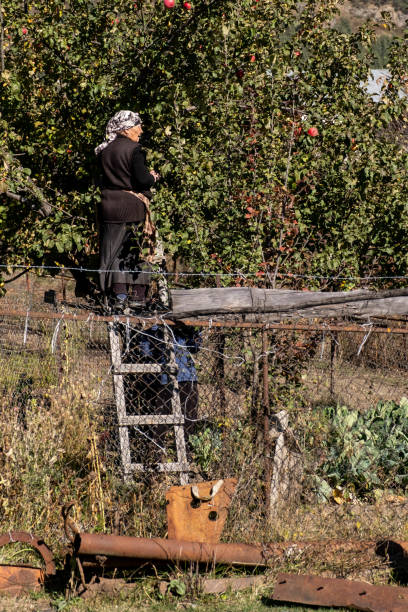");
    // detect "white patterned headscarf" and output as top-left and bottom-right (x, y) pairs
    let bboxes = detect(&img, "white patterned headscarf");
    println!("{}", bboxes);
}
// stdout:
(95, 110), (142, 155)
